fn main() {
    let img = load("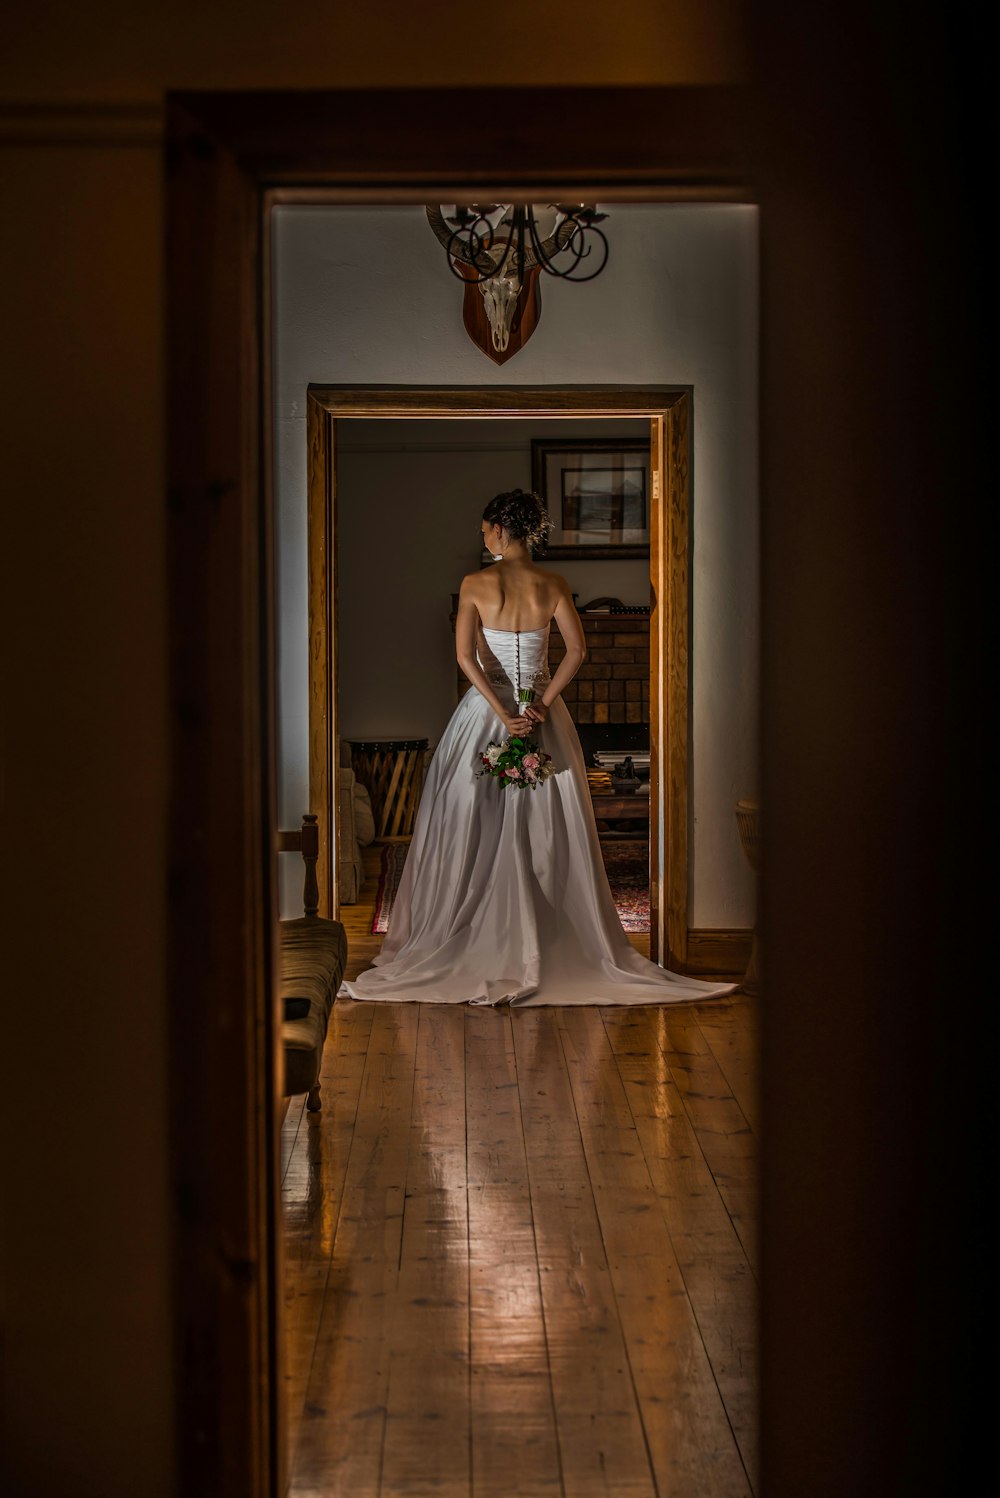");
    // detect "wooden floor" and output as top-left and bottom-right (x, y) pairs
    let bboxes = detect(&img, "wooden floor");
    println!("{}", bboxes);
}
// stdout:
(282, 844), (758, 1498)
